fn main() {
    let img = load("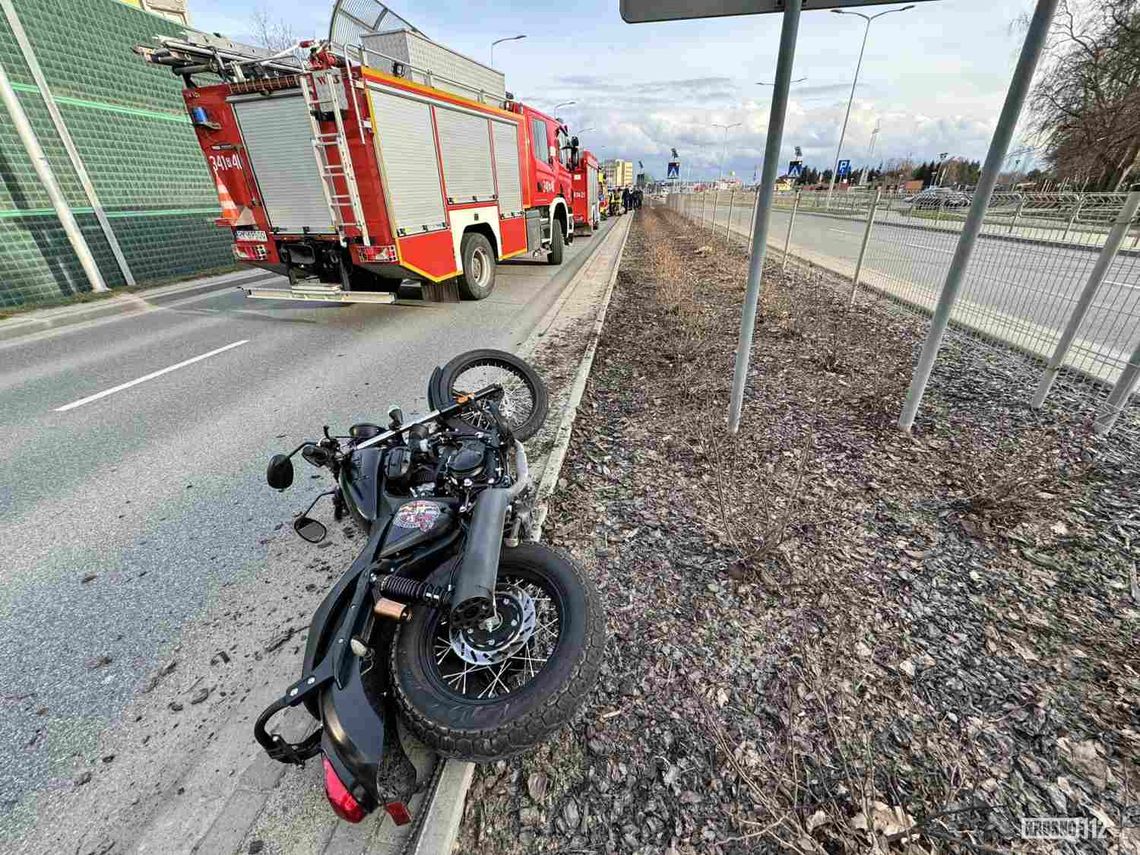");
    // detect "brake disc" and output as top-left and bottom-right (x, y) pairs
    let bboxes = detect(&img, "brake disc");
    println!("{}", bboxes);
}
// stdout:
(448, 587), (536, 667)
